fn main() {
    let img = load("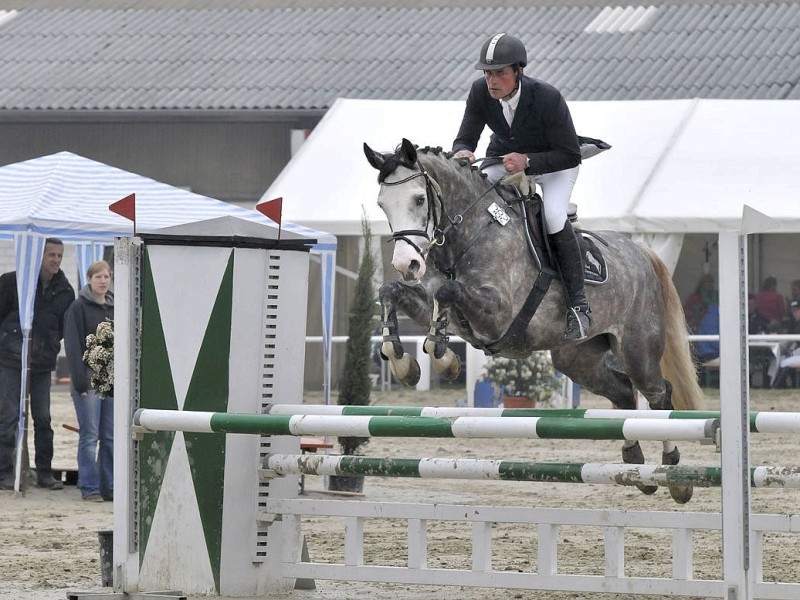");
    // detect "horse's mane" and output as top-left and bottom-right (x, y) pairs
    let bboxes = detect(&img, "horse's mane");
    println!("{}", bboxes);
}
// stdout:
(377, 142), (514, 205)
(411, 145), (494, 188)
(417, 146), (481, 179)
(414, 145), (519, 205)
